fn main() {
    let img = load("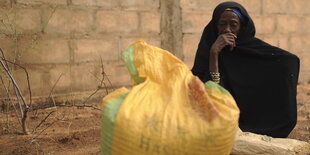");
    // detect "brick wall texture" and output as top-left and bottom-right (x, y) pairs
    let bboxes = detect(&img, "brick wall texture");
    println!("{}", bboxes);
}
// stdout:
(0, 0), (309, 98)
